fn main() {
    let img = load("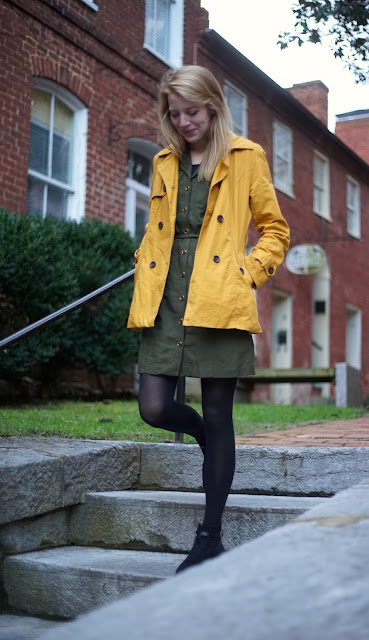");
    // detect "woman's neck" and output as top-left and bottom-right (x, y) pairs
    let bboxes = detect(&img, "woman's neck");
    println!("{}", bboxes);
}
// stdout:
(190, 148), (206, 165)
